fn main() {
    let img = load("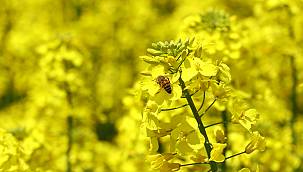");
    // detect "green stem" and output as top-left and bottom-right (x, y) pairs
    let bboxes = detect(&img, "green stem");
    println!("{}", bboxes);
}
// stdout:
(290, 56), (298, 145)
(160, 104), (188, 111)
(180, 162), (209, 167)
(178, 77), (218, 172)
(0, 8), (13, 55)
(66, 115), (73, 172)
(225, 151), (246, 160)
(198, 91), (206, 111)
(205, 121), (224, 129)
(200, 98), (217, 117)
(221, 110), (228, 171)
(64, 84), (73, 172)
(181, 89), (199, 98)
(176, 52), (189, 71)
